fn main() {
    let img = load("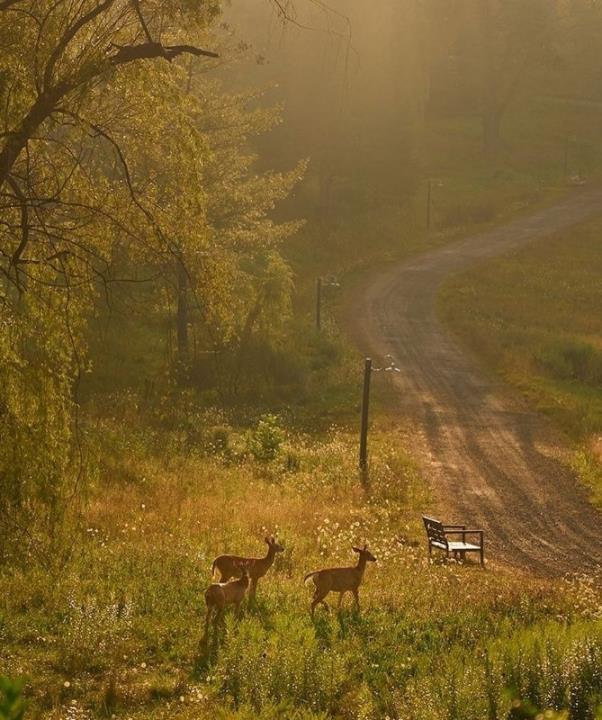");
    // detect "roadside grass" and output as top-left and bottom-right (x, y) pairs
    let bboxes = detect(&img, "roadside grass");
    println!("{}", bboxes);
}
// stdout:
(1, 415), (602, 719)
(439, 218), (602, 507)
